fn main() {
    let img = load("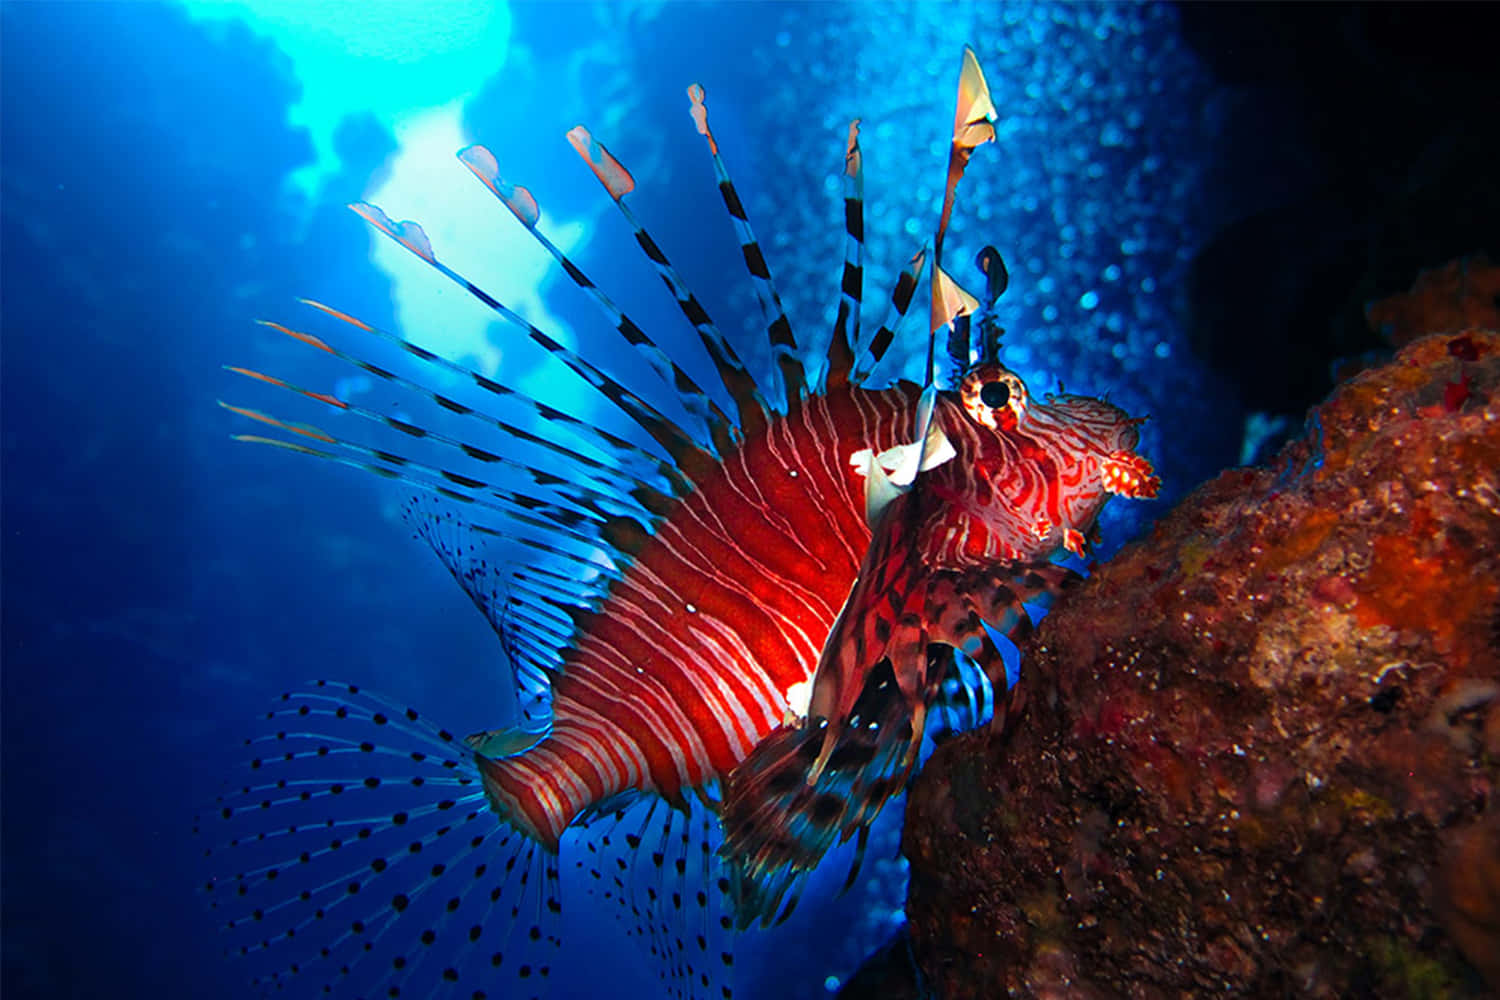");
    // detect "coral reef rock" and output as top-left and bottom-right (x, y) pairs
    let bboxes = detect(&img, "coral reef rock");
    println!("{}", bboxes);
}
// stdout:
(904, 326), (1500, 998)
